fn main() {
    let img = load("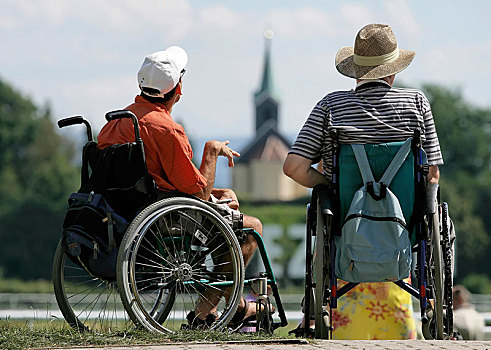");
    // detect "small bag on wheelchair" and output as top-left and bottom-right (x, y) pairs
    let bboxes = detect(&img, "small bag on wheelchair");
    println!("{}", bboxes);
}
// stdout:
(61, 191), (129, 281)
(335, 139), (413, 283)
